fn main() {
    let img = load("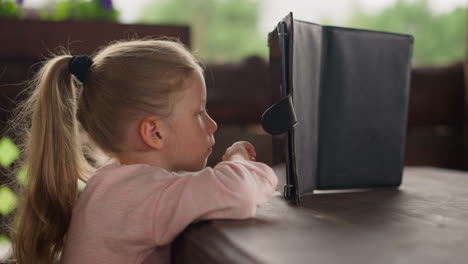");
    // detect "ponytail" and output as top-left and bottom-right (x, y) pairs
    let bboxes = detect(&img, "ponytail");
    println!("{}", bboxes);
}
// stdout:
(8, 53), (94, 263)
